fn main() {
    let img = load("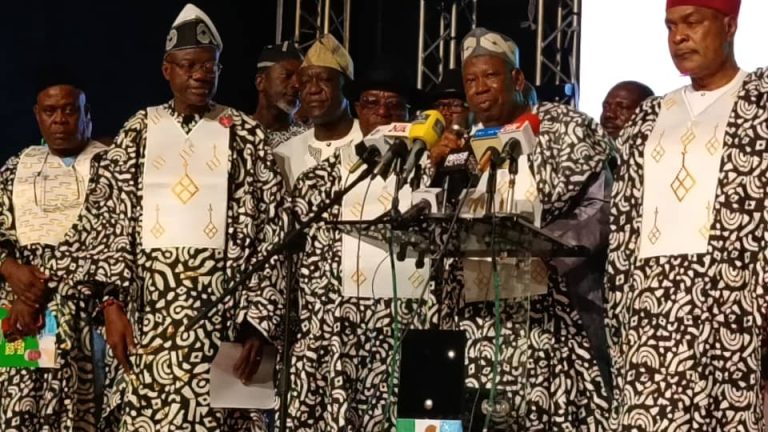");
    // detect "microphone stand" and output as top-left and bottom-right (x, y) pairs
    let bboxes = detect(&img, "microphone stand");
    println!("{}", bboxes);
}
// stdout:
(505, 157), (518, 214)
(485, 156), (499, 217)
(175, 152), (379, 432)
